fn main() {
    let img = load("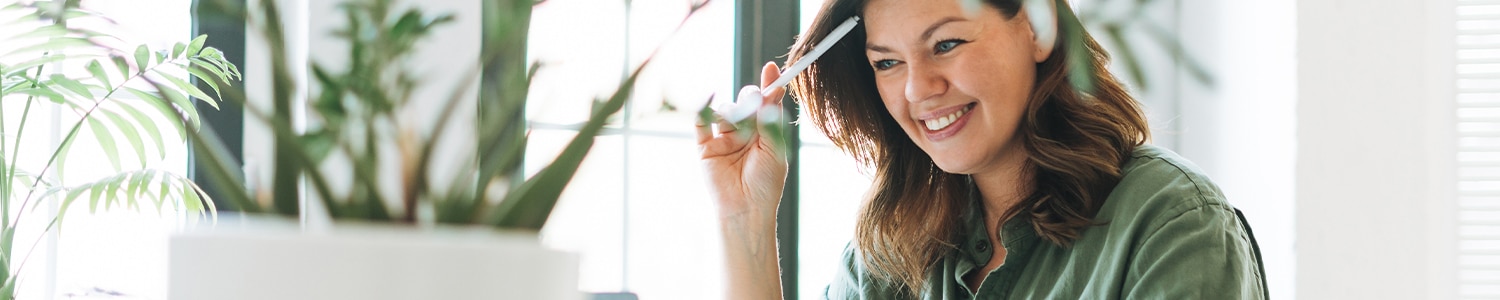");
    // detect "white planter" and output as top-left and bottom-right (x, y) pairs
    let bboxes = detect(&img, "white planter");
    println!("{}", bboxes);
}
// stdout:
(169, 218), (581, 300)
